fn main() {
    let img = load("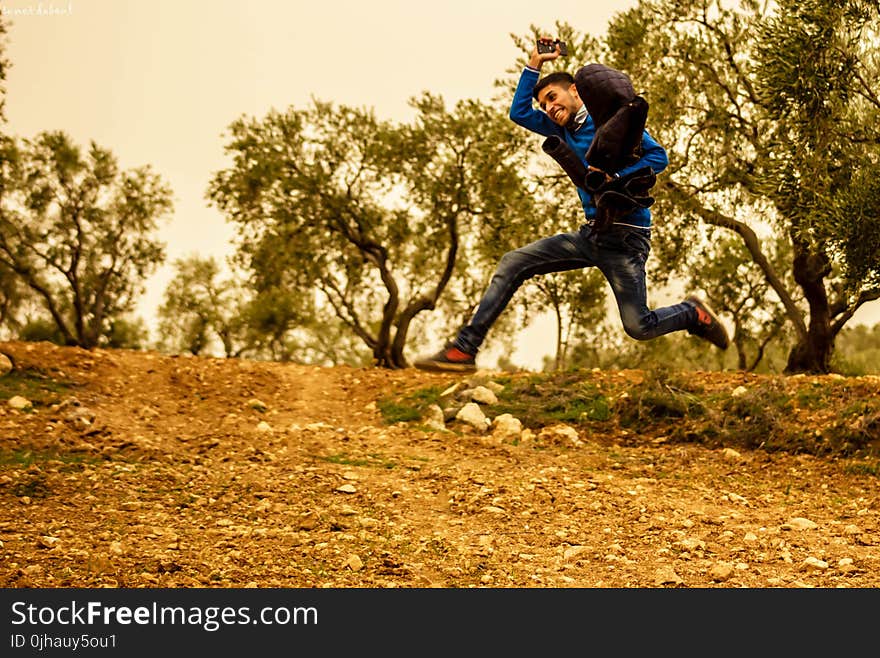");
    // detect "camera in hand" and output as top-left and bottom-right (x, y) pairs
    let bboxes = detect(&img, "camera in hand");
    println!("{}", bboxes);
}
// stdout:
(537, 39), (568, 56)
